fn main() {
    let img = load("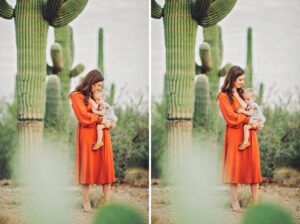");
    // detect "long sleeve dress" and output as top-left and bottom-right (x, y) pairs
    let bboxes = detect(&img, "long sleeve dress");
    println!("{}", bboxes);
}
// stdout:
(70, 92), (116, 185)
(218, 92), (262, 184)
